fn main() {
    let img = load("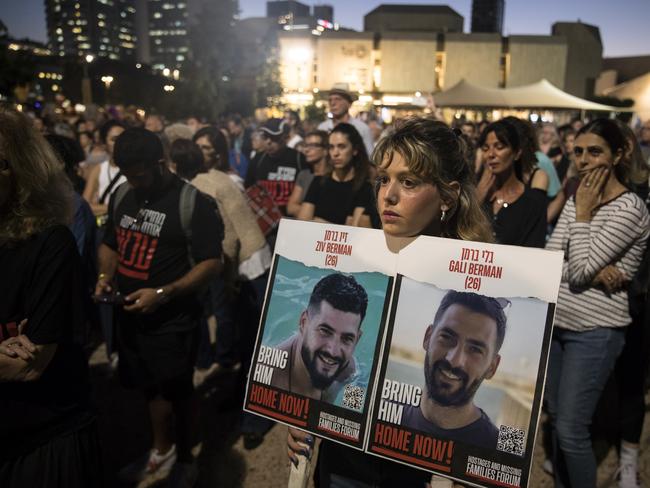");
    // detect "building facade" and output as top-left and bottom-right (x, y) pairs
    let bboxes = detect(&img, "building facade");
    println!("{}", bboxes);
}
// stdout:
(278, 20), (602, 109)
(45, 0), (136, 60)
